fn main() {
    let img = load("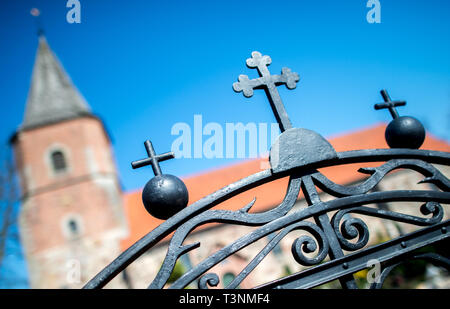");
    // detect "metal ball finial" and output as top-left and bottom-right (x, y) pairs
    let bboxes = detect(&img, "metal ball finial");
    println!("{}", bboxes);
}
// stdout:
(374, 90), (425, 149)
(131, 140), (188, 220)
